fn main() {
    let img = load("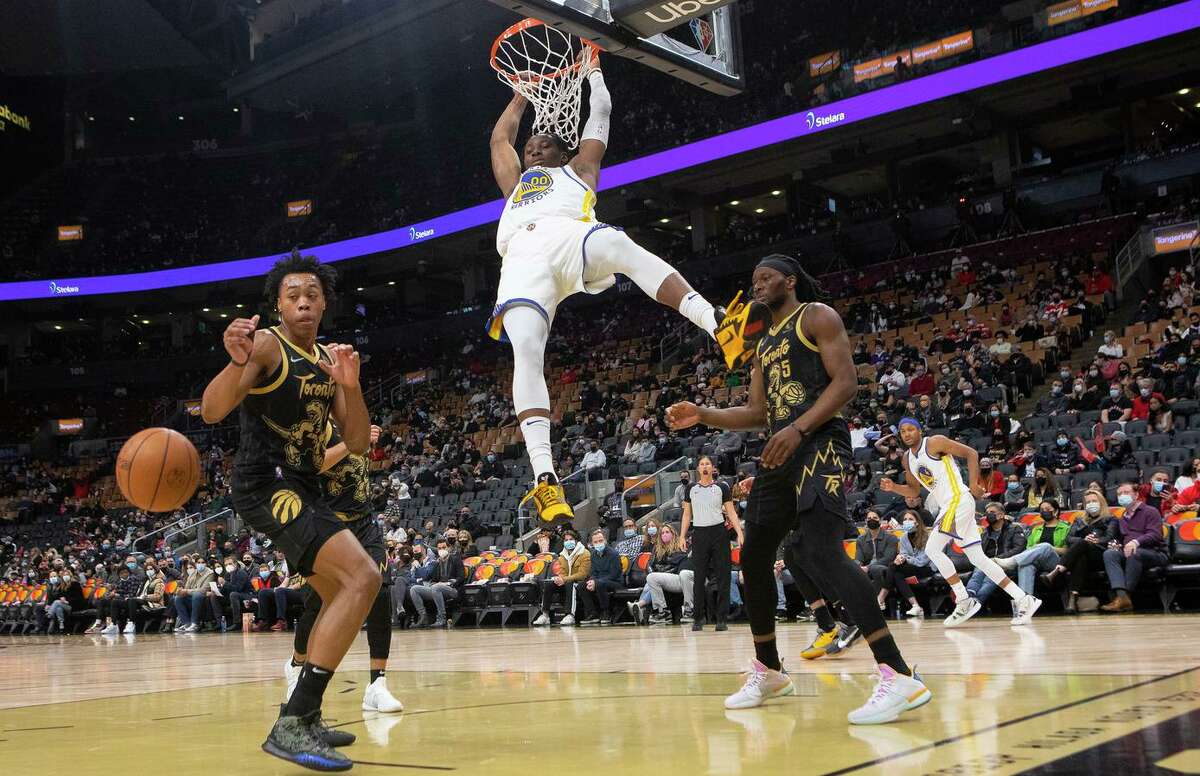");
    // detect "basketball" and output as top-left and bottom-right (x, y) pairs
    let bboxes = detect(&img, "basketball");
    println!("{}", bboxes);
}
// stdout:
(115, 427), (201, 512)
